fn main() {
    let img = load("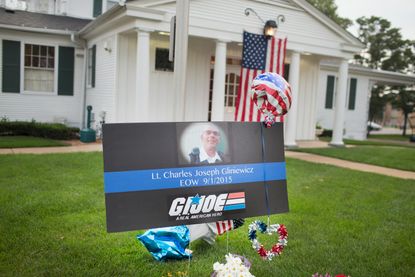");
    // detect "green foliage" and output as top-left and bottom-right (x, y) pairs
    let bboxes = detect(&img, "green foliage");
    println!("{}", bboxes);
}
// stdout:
(0, 119), (79, 140)
(306, 0), (352, 29)
(354, 16), (414, 72)
(389, 89), (415, 135)
(354, 16), (415, 136)
(0, 136), (68, 148)
(0, 153), (414, 276)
